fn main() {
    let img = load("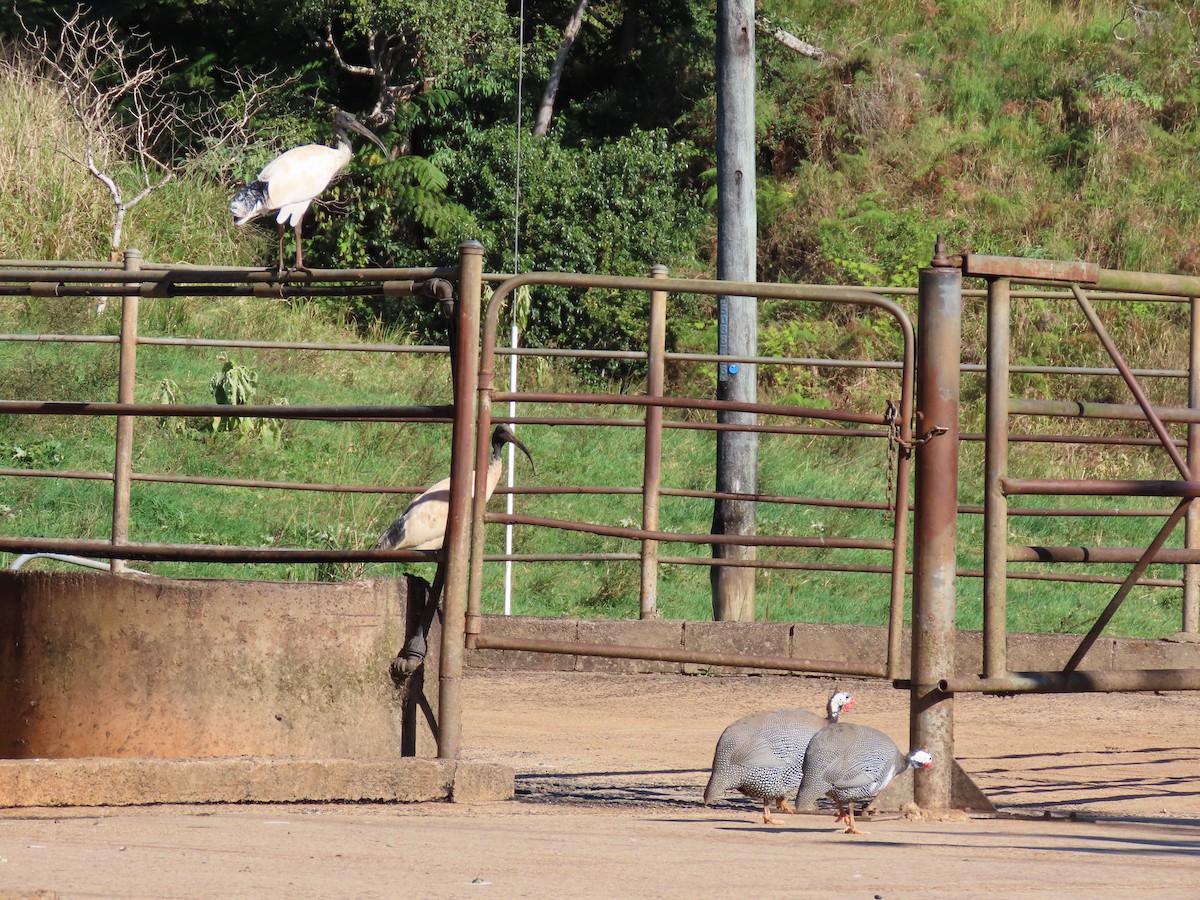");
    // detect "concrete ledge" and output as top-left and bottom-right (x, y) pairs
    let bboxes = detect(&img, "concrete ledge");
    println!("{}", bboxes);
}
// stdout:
(575, 619), (682, 674)
(468, 615), (1200, 680)
(470, 617), (579, 671)
(791, 623), (889, 672)
(0, 758), (513, 808)
(682, 622), (792, 675)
